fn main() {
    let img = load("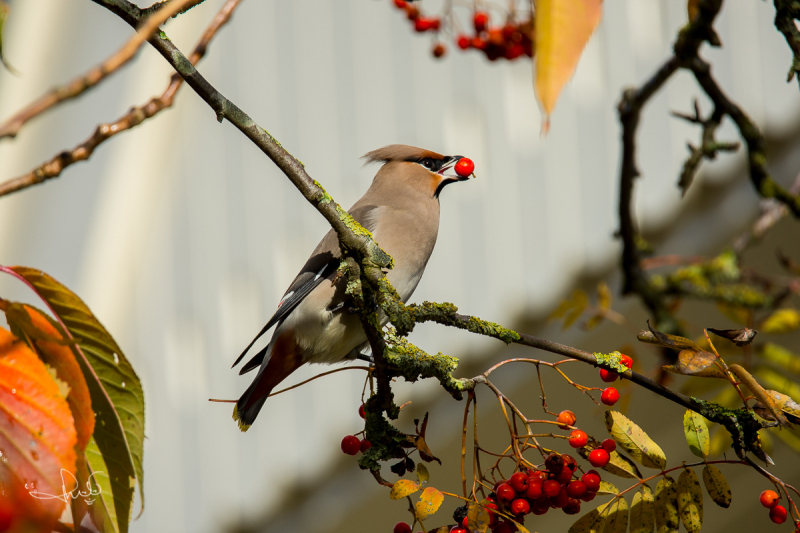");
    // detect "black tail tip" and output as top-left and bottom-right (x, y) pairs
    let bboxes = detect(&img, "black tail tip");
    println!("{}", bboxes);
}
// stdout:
(232, 396), (267, 432)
